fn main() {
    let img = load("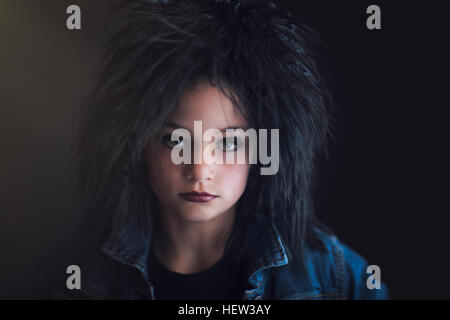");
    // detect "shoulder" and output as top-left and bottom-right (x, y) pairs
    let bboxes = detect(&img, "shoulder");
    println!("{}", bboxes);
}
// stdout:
(306, 228), (389, 299)
(268, 227), (389, 299)
(50, 231), (134, 299)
